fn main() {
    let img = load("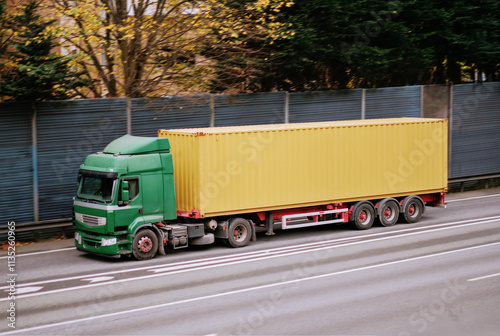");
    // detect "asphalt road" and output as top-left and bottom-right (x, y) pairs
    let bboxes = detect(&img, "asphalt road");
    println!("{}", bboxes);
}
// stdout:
(1, 188), (500, 336)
